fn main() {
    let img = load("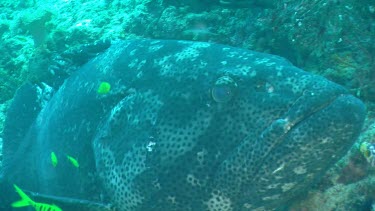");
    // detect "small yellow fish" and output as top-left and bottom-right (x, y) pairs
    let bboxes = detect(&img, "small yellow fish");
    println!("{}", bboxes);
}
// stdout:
(97, 81), (111, 94)
(51, 152), (58, 167)
(66, 155), (79, 168)
(12, 184), (62, 211)
(360, 141), (375, 166)
(360, 142), (371, 158)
